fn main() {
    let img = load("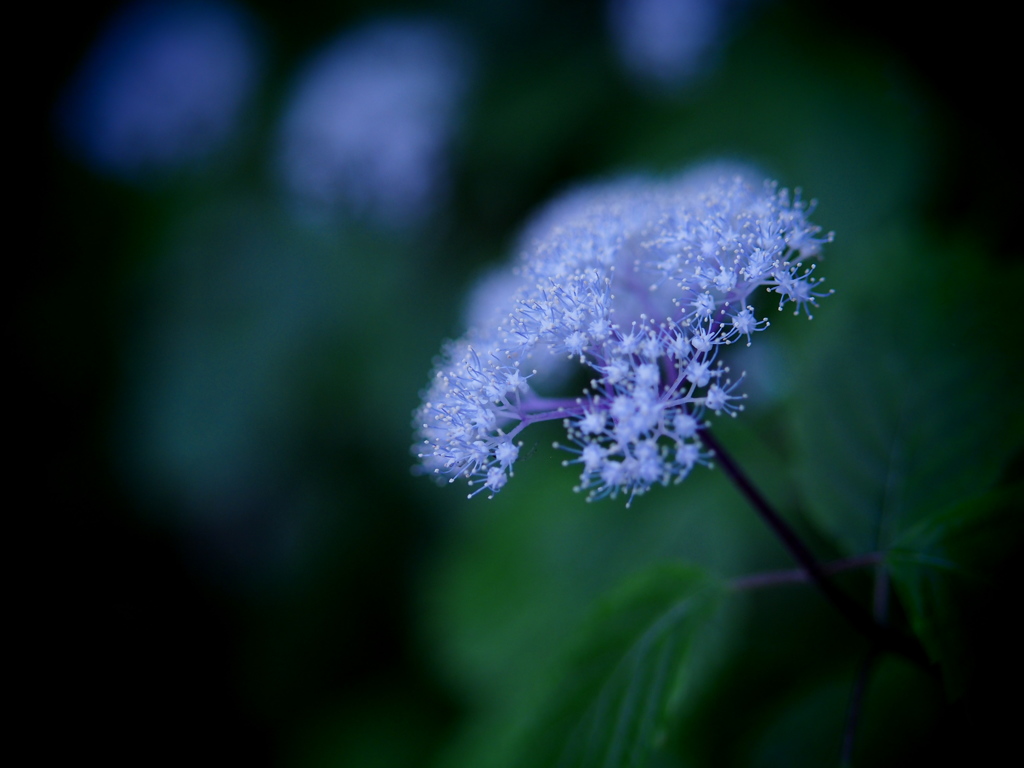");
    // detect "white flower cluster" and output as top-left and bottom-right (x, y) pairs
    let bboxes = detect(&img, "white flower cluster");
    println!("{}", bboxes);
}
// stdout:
(414, 165), (831, 504)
